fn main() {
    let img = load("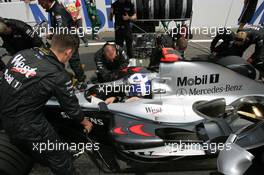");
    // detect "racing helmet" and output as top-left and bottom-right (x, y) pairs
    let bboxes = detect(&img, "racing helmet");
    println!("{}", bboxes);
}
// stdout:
(127, 73), (151, 97)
